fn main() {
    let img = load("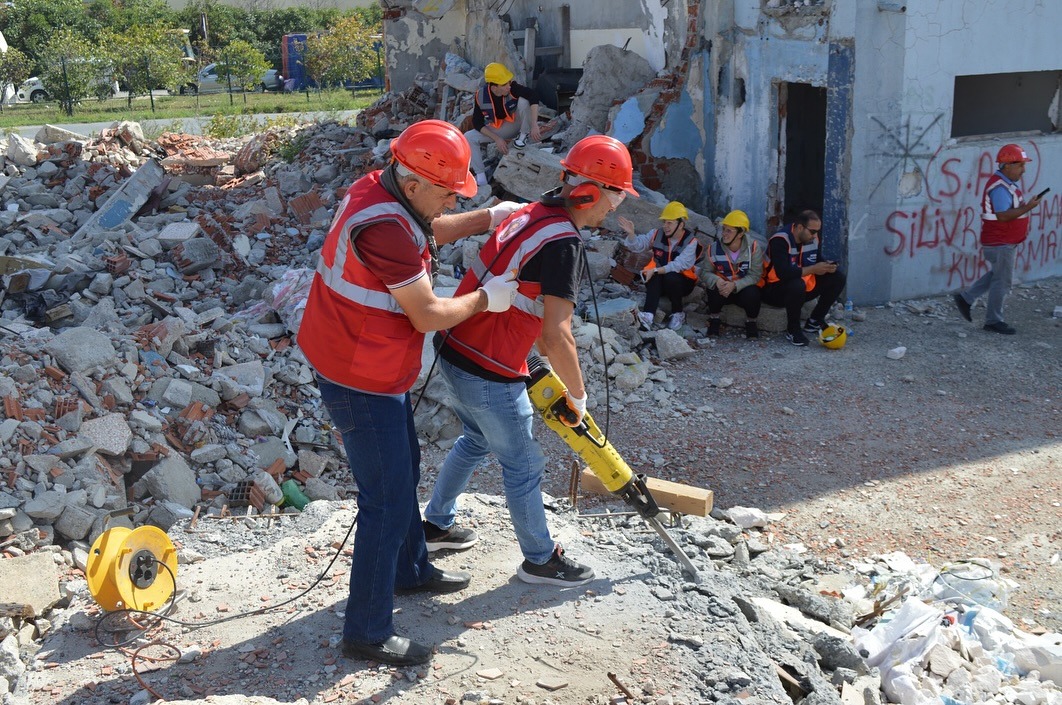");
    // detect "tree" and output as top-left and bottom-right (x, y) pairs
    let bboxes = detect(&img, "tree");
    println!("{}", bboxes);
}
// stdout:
(0, 0), (96, 68)
(0, 47), (33, 112)
(302, 14), (377, 90)
(38, 30), (100, 116)
(102, 24), (192, 107)
(216, 39), (269, 103)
